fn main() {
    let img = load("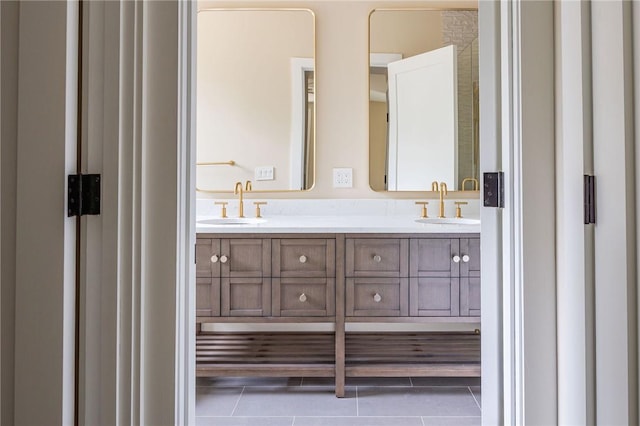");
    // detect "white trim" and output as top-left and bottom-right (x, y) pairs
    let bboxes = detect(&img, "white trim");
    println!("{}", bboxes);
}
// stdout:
(369, 53), (402, 102)
(176, 0), (197, 424)
(478, 1), (503, 424)
(555, 1), (594, 424)
(14, 2), (78, 424)
(289, 57), (314, 190)
(369, 52), (403, 67)
(499, 1), (522, 423)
